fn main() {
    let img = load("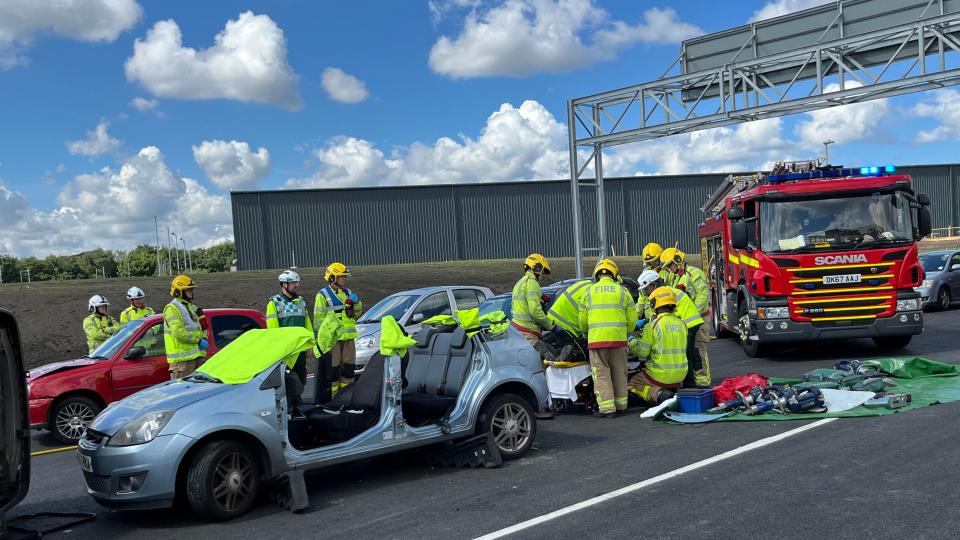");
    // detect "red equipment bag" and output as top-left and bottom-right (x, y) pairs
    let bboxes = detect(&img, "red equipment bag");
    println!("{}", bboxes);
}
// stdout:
(712, 373), (769, 403)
